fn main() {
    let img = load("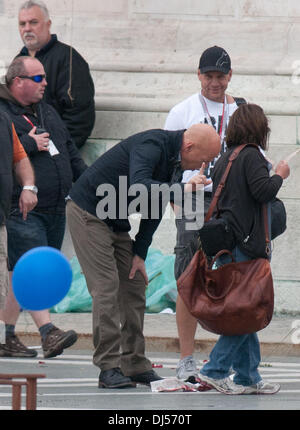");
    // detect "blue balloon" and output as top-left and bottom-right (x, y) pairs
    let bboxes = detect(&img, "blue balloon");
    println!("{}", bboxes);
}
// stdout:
(12, 247), (73, 311)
